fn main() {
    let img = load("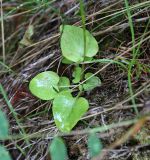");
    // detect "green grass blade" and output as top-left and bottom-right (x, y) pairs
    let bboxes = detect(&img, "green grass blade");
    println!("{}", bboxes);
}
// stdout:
(0, 84), (30, 145)
(0, 61), (14, 73)
(124, 0), (138, 115)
